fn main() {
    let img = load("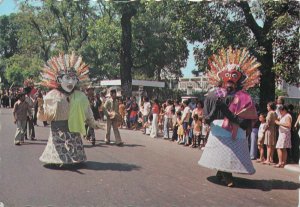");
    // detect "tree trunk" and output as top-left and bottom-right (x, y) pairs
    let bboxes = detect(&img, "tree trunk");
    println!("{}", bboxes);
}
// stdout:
(120, 7), (136, 97)
(258, 41), (275, 111)
(238, 2), (277, 111)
